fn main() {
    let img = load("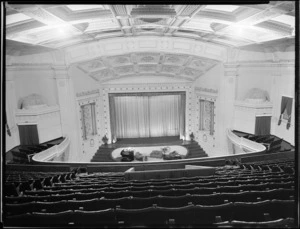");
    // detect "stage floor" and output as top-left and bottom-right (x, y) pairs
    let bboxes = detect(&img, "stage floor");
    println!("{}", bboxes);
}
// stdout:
(115, 136), (181, 145)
